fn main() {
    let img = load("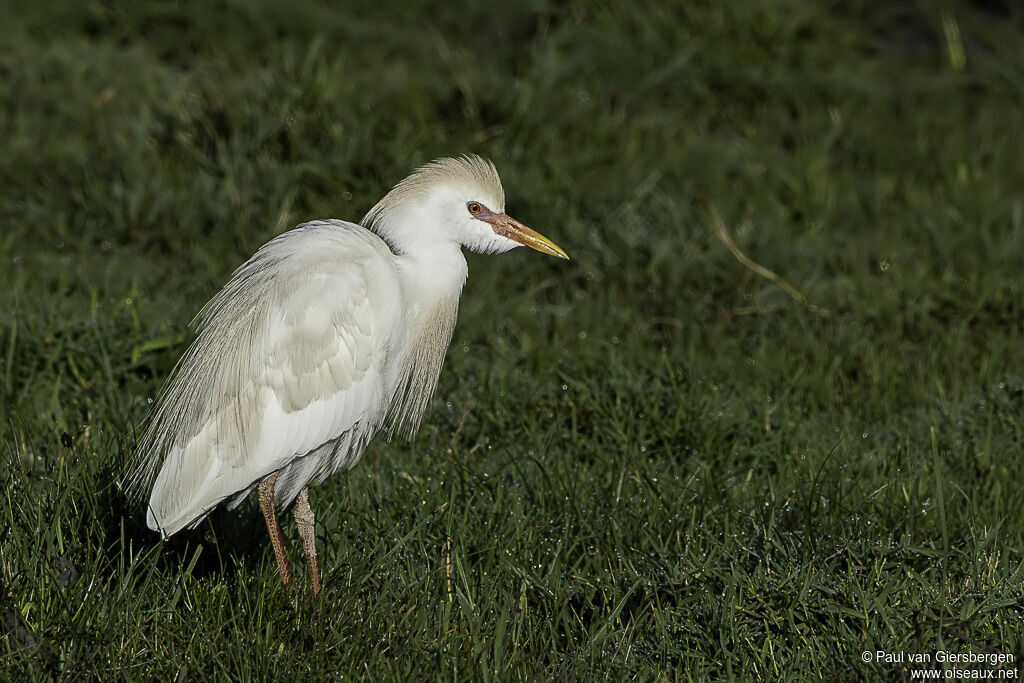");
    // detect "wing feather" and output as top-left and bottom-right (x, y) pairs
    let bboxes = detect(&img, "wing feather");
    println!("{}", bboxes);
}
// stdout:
(130, 221), (401, 537)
